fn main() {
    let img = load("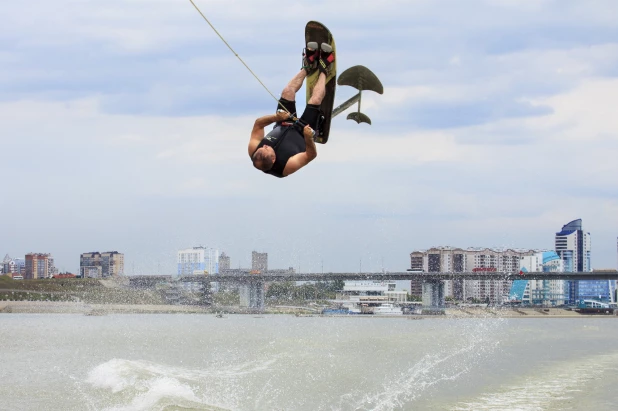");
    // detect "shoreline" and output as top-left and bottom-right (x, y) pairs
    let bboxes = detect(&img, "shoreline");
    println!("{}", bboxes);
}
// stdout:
(1, 301), (616, 318)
